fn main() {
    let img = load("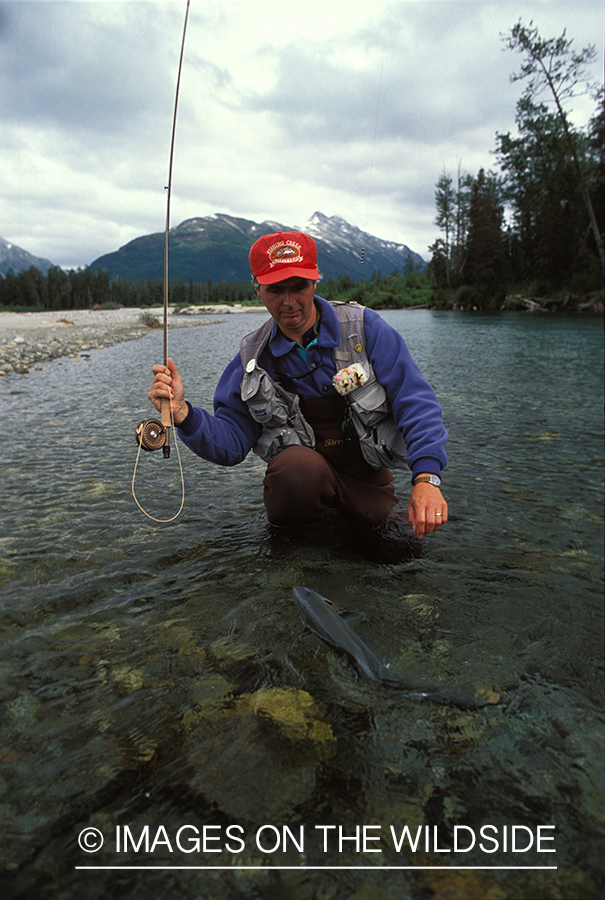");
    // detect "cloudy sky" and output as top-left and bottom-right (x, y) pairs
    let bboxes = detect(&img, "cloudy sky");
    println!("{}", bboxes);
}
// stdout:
(1, 0), (603, 269)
